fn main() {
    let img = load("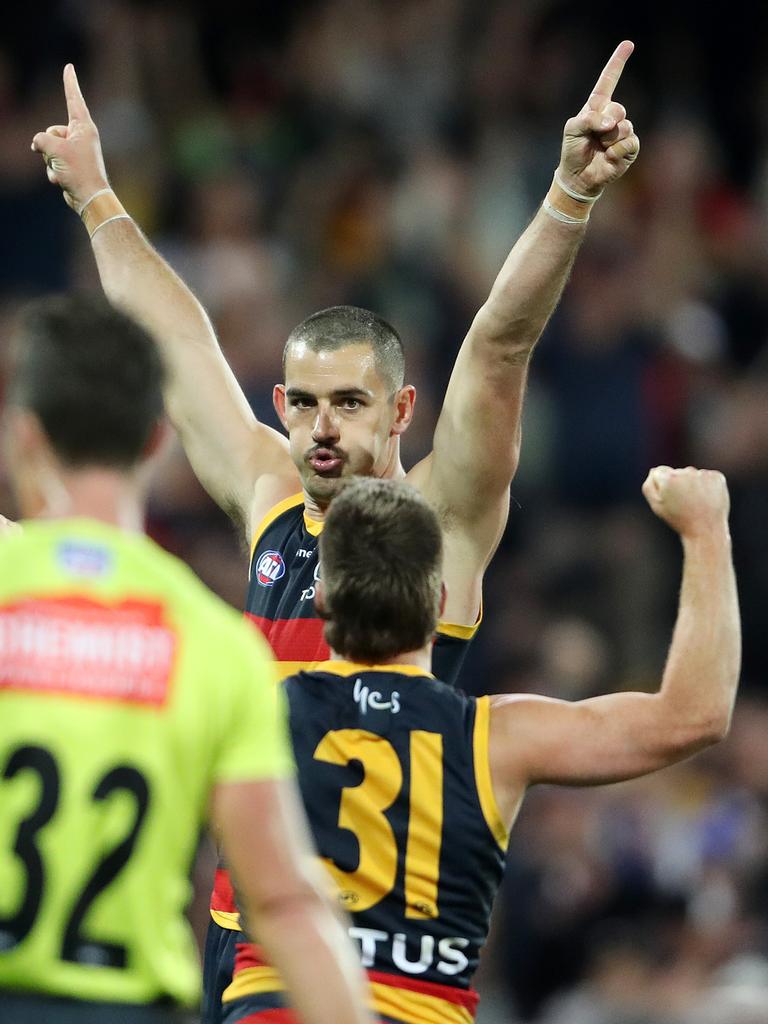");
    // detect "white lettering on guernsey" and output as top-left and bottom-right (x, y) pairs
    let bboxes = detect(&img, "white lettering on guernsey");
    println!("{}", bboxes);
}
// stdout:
(296, 548), (313, 558)
(347, 927), (470, 976)
(392, 933), (434, 974)
(353, 678), (400, 715)
(0, 598), (176, 705)
(436, 937), (471, 975)
(349, 927), (388, 968)
(300, 562), (322, 601)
